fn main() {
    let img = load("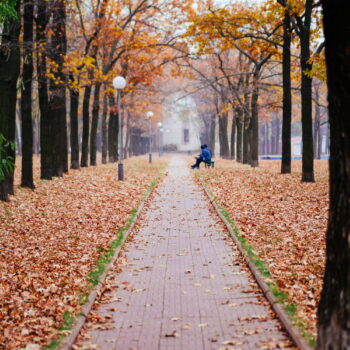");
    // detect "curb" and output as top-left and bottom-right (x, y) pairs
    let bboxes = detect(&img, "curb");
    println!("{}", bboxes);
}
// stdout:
(199, 181), (313, 350)
(58, 179), (160, 350)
